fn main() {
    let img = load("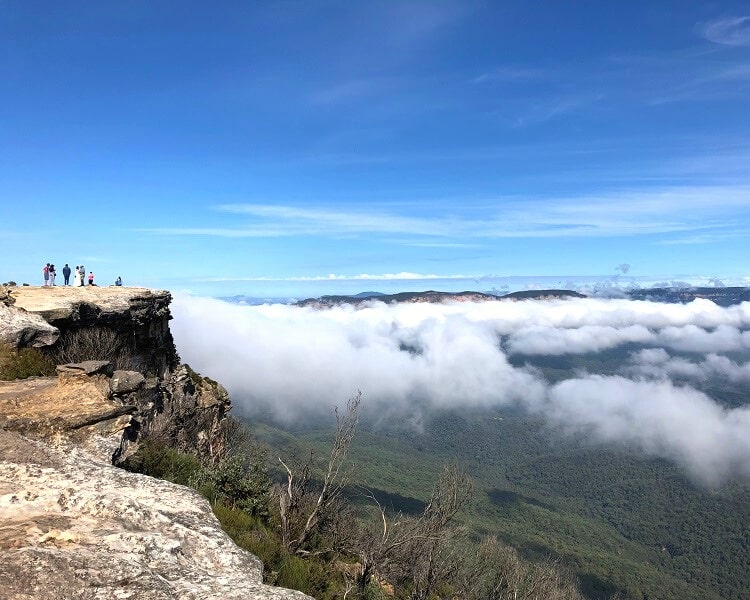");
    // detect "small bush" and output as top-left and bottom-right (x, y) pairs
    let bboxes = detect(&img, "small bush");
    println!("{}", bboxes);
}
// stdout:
(276, 553), (333, 598)
(190, 454), (272, 518)
(0, 342), (56, 380)
(121, 440), (202, 486)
